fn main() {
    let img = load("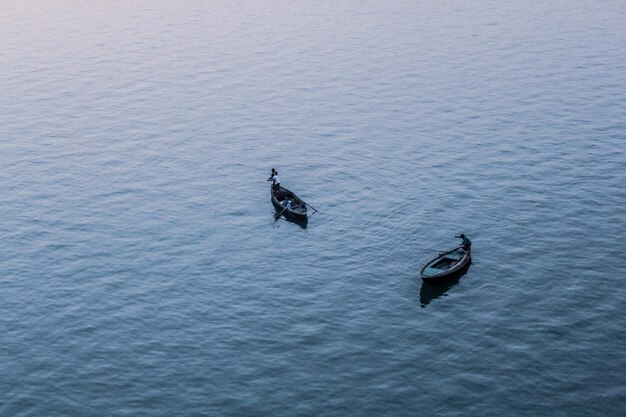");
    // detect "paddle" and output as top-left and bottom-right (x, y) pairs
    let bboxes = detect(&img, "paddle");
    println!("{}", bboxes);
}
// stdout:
(302, 201), (318, 213)
(276, 206), (287, 220)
